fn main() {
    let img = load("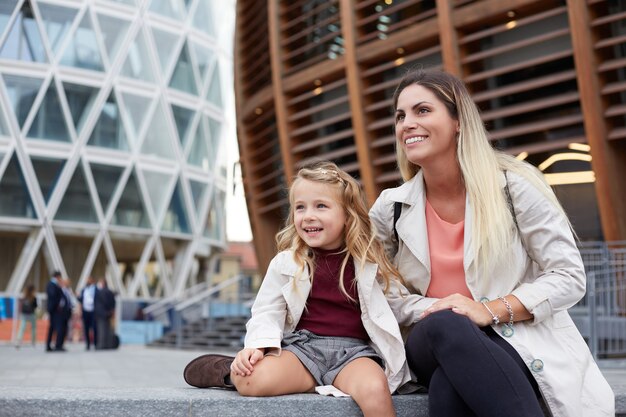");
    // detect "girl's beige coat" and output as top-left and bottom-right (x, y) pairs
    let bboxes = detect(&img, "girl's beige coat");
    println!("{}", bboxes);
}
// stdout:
(244, 250), (412, 393)
(369, 169), (614, 417)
